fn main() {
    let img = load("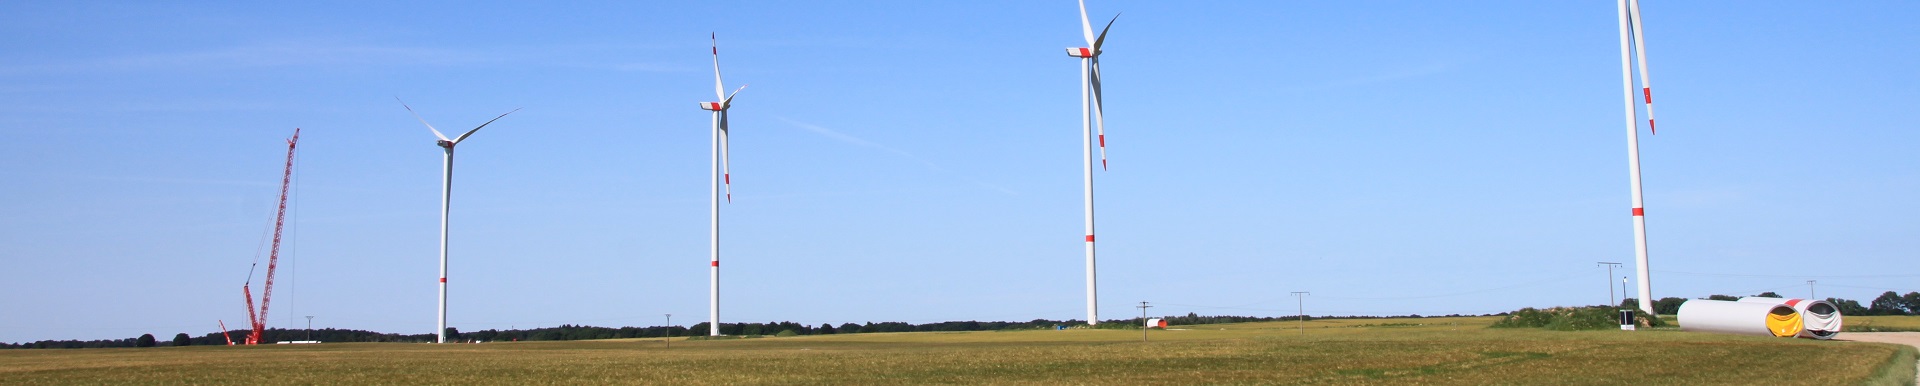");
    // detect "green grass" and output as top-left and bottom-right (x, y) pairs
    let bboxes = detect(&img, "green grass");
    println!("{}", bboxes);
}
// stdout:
(0, 316), (1909, 385)
(1852, 316), (1920, 332)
